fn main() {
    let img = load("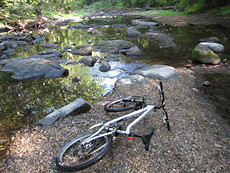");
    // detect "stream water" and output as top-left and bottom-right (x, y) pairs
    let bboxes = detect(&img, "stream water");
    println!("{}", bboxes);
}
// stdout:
(0, 16), (230, 158)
